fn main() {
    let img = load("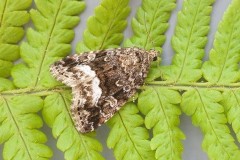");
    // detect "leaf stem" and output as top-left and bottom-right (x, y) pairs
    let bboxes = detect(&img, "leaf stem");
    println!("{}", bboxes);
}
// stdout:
(0, 86), (70, 97)
(146, 81), (240, 91)
(1, 81), (239, 97)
